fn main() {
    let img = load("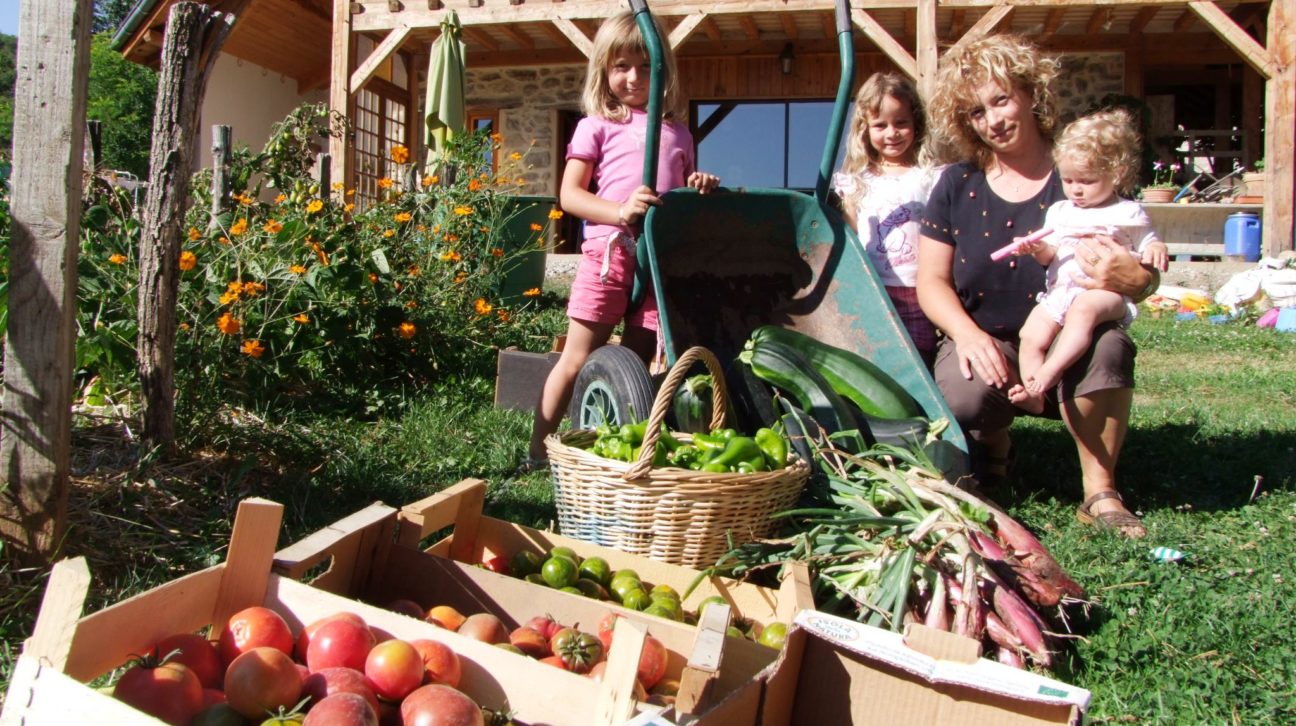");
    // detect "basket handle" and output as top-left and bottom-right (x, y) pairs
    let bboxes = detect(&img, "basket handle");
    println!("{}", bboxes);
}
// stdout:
(624, 346), (727, 480)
